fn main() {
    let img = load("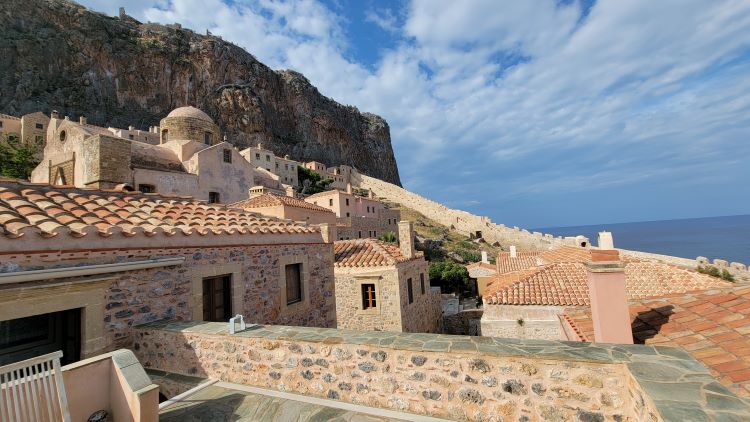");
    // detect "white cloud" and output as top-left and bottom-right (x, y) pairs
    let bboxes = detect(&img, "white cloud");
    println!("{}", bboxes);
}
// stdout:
(77, 0), (750, 225)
